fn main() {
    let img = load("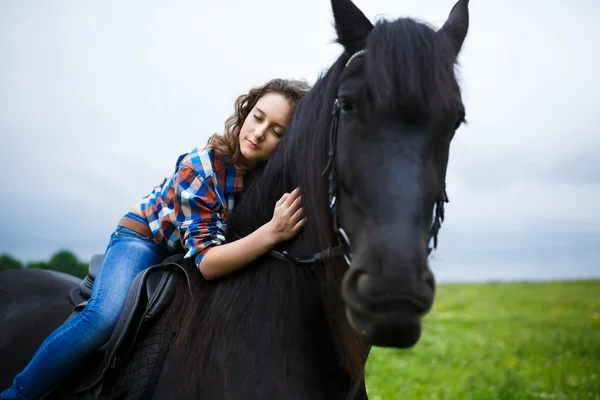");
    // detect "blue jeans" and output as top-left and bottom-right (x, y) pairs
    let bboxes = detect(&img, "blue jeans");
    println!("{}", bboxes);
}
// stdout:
(1, 213), (171, 400)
